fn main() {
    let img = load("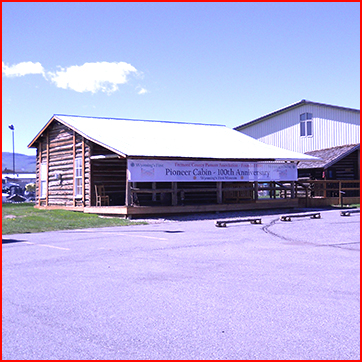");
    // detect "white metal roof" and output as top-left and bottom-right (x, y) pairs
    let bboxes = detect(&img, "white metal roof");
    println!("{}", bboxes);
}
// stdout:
(29, 114), (318, 161)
